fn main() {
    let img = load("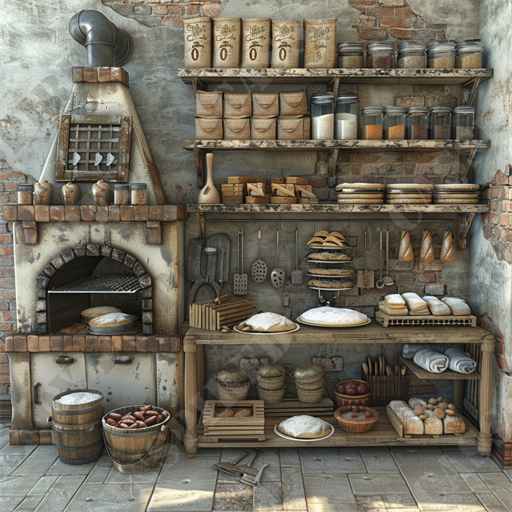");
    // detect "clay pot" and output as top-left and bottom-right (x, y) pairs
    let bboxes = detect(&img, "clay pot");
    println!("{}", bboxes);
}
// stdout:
(34, 182), (53, 205)
(62, 182), (80, 205)
(92, 180), (111, 206)
(197, 153), (220, 204)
